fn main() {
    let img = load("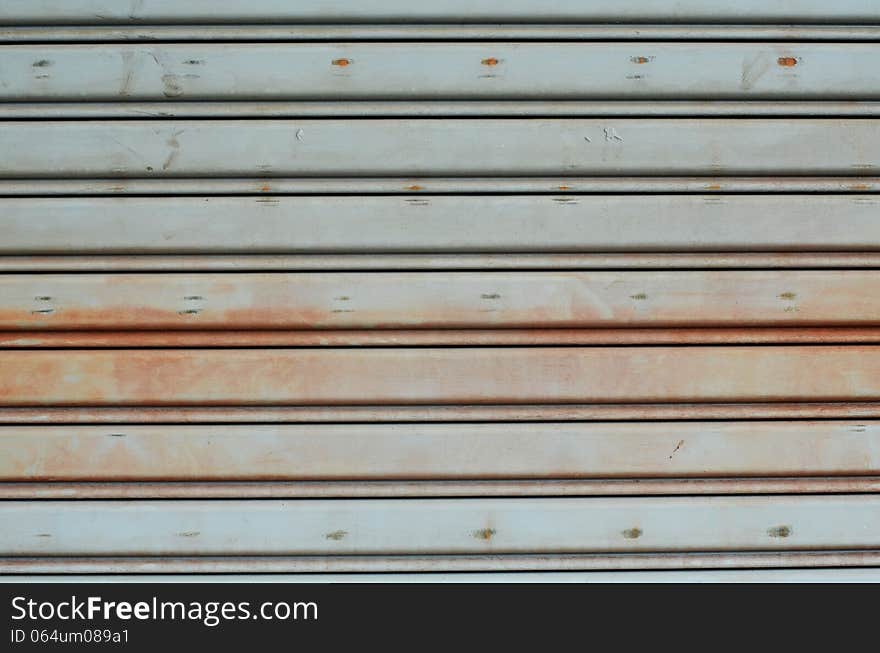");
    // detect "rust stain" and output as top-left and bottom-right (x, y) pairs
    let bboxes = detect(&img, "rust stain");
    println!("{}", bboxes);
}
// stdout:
(473, 528), (496, 541)
(777, 57), (799, 67)
(406, 185), (424, 191)
(325, 530), (348, 541)
(849, 184), (872, 191)
(705, 184), (722, 191)
(259, 183), (271, 192)
(331, 58), (351, 67)
(768, 525), (792, 538)
(779, 292), (797, 300)
(630, 56), (652, 64)
(481, 58), (500, 66)
(622, 527), (643, 539)
(557, 185), (570, 191)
